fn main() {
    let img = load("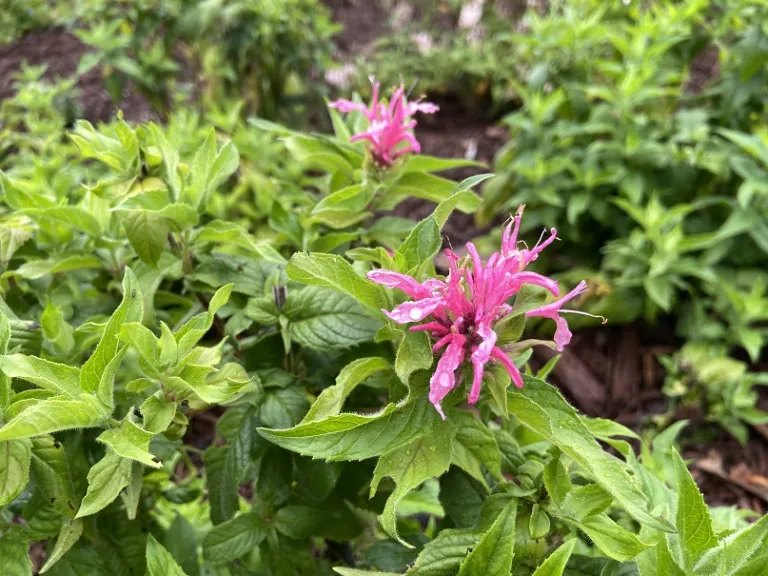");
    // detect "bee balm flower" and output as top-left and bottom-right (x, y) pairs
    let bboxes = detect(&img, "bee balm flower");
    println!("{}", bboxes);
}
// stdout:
(330, 78), (438, 167)
(368, 207), (593, 418)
